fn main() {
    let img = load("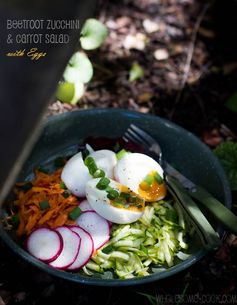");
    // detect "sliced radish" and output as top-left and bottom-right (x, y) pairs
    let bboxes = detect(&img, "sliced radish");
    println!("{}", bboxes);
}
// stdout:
(79, 199), (94, 212)
(68, 226), (94, 270)
(49, 226), (81, 269)
(26, 228), (63, 263)
(76, 211), (110, 250)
